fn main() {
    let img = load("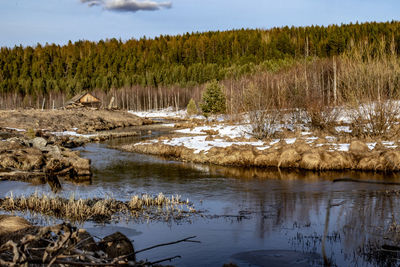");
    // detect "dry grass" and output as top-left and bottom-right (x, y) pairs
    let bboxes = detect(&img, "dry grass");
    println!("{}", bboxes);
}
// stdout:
(0, 192), (196, 223)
